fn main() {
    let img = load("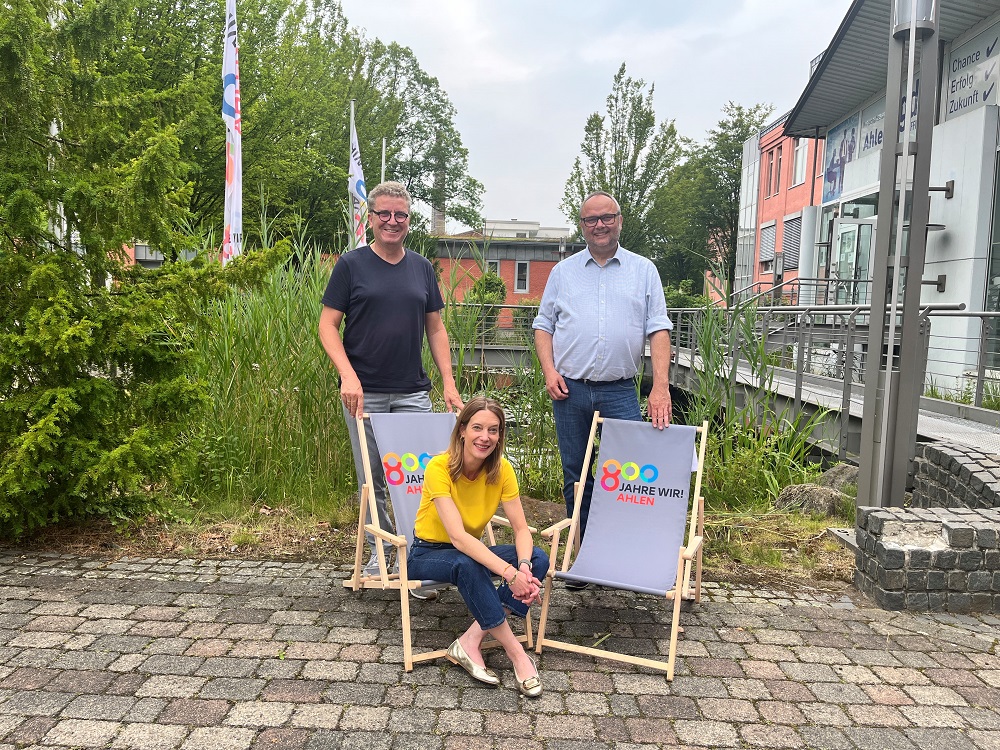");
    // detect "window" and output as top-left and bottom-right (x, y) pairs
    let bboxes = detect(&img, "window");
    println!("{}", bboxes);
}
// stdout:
(485, 260), (500, 275)
(782, 217), (802, 269)
(775, 146), (782, 194)
(760, 224), (776, 263)
(515, 261), (529, 293)
(792, 138), (808, 186)
(765, 150), (775, 196)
